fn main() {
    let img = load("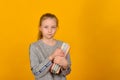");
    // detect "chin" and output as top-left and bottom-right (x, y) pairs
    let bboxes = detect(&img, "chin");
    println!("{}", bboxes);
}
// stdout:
(46, 36), (54, 39)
